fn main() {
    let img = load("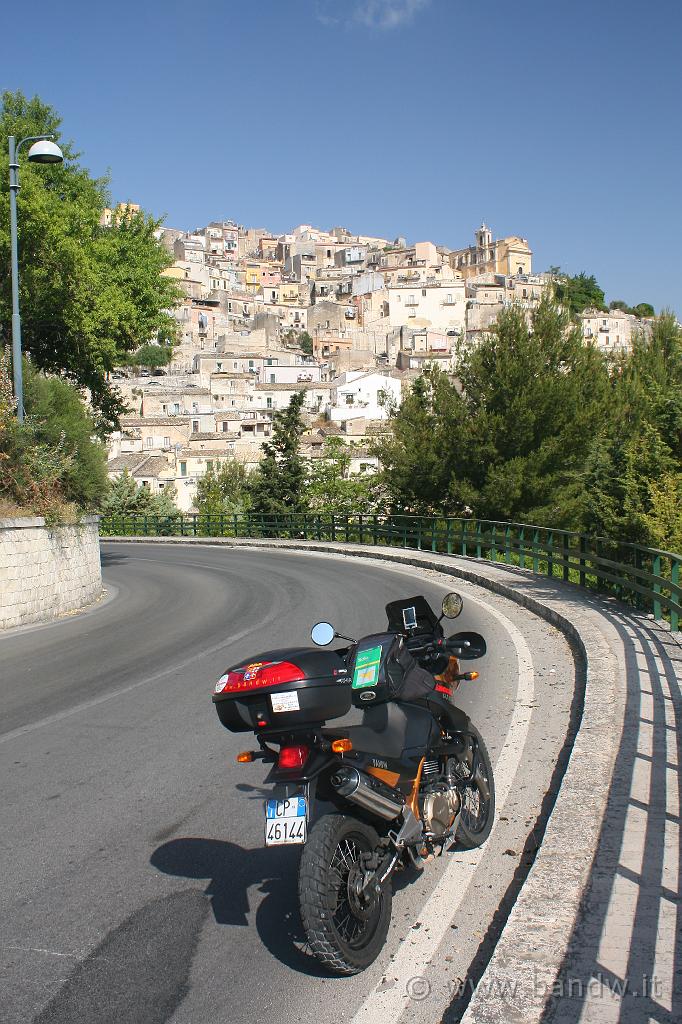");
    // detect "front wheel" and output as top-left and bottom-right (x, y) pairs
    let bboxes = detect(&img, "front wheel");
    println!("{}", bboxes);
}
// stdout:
(298, 814), (392, 975)
(453, 725), (495, 848)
